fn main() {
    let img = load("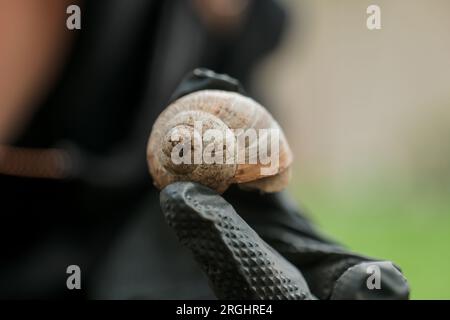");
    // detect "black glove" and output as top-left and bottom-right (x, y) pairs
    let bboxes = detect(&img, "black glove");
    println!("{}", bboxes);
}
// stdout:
(160, 182), (409, 300)
(161, 182), (314, 300)
(157, 69), (410, 300)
